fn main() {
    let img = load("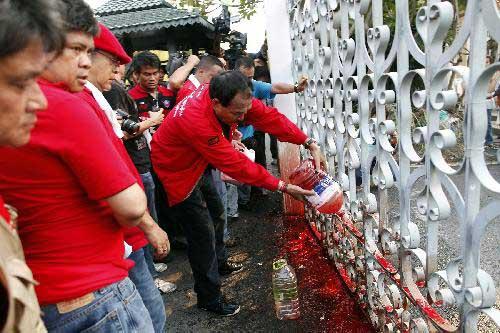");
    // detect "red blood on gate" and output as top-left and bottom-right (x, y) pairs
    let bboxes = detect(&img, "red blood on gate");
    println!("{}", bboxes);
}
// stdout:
(289, 159), (343, 214)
